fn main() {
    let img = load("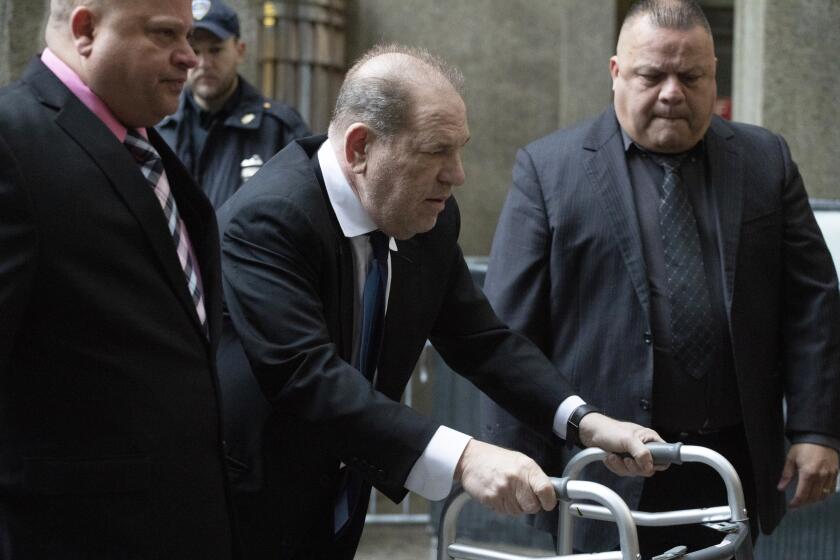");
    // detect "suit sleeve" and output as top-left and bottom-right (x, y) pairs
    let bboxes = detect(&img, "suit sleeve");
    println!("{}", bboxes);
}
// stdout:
(428, 193), (574, 440)
(0, 131), (37, 372)
(483, 147), (552, 352)
(220, 191), (438, 499)
(776, 134), (840, 439)
(475, 147), (575, 455)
